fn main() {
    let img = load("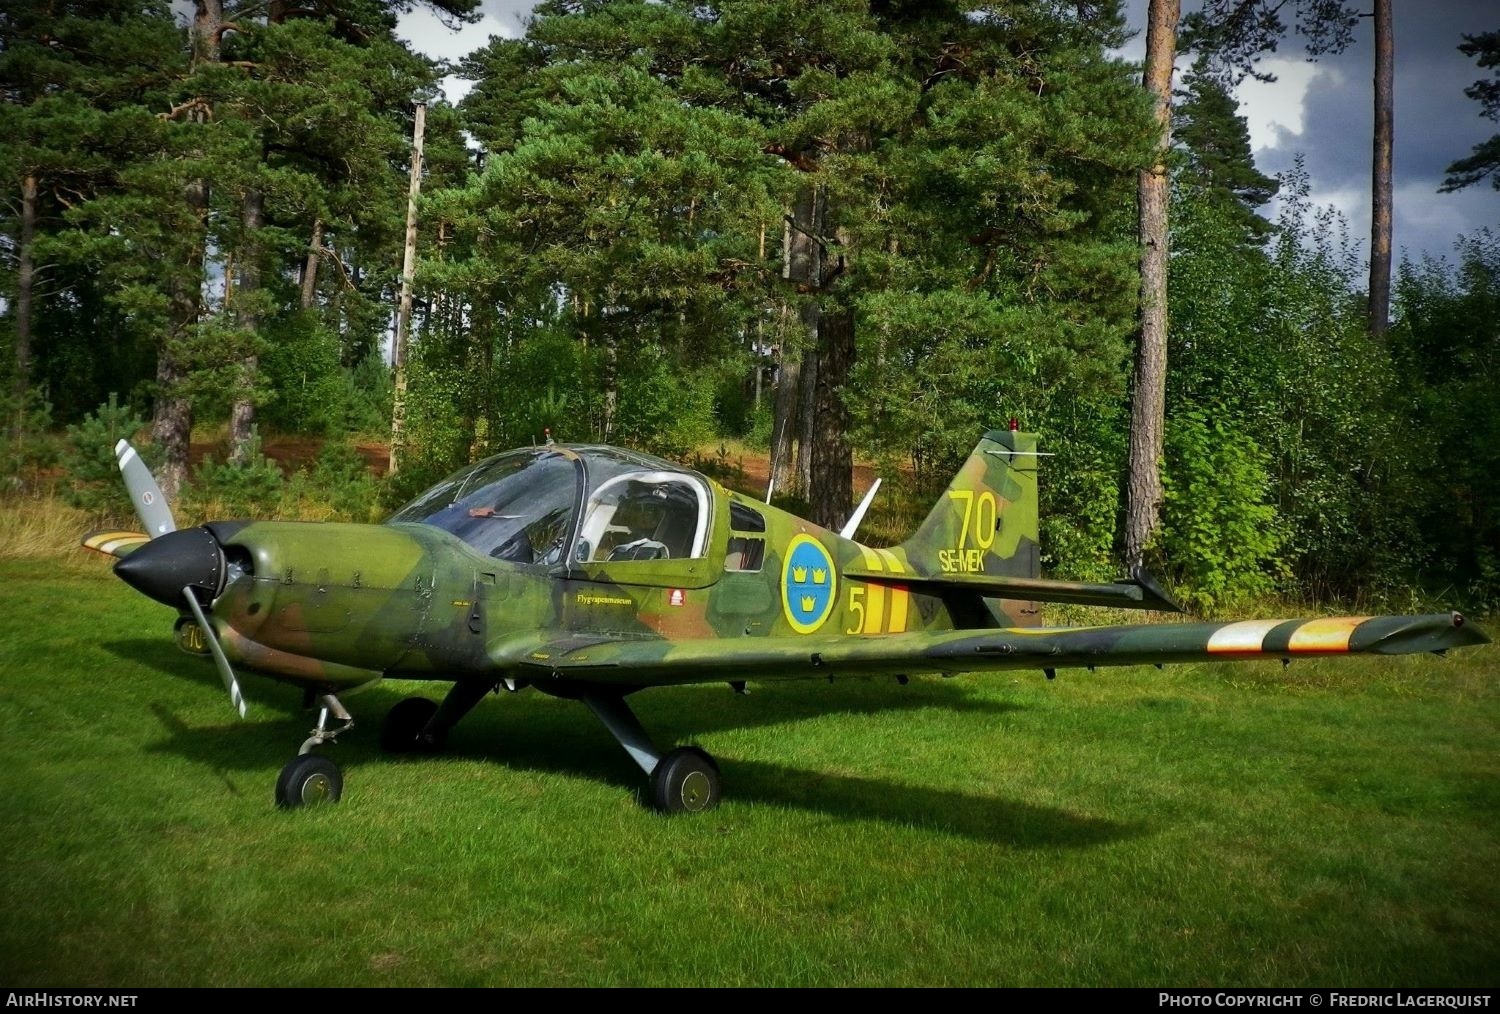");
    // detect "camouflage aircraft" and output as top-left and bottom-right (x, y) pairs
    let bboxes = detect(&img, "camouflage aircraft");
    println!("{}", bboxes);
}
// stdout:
(85, 430), (1488, 813)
